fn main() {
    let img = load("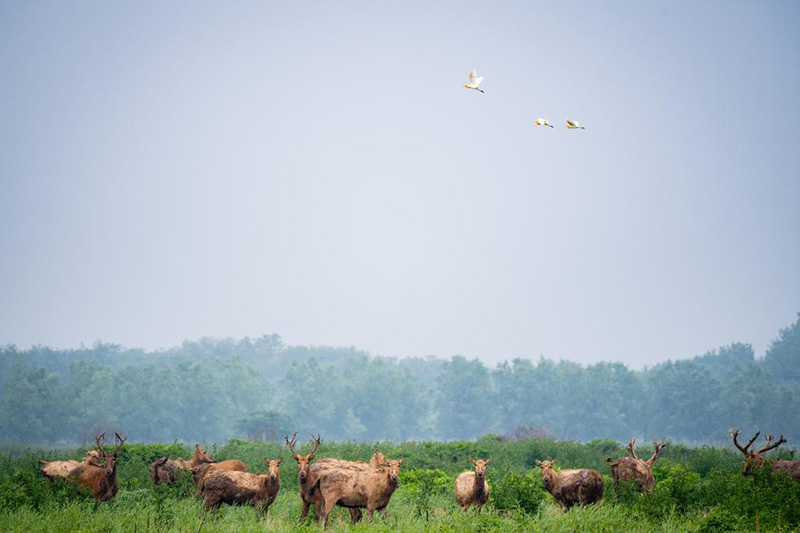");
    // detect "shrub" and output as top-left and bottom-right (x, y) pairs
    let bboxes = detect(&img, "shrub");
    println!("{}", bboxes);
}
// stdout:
(490, 471), (544, 516)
